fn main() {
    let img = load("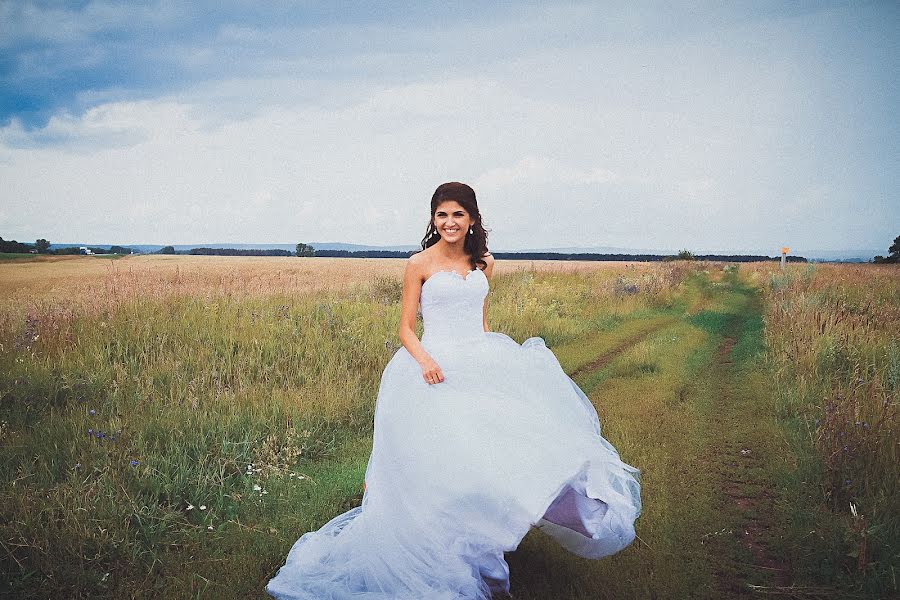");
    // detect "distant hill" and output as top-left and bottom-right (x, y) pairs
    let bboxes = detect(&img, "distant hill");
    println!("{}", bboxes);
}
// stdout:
(45, 242), (880, 262)
(50, 242), (421, 254)
(518, 245), (675, 255)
